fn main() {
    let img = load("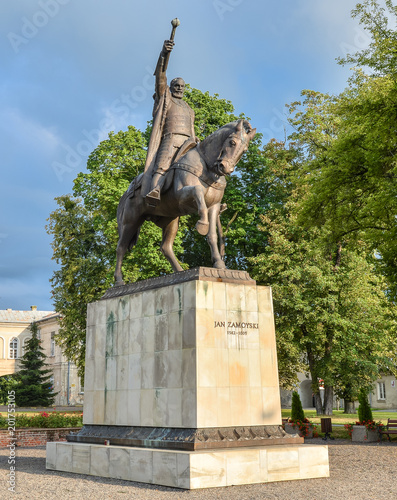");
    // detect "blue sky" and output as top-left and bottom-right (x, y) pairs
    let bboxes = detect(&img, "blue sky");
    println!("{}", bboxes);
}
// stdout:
(0, 0), (367, 311)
